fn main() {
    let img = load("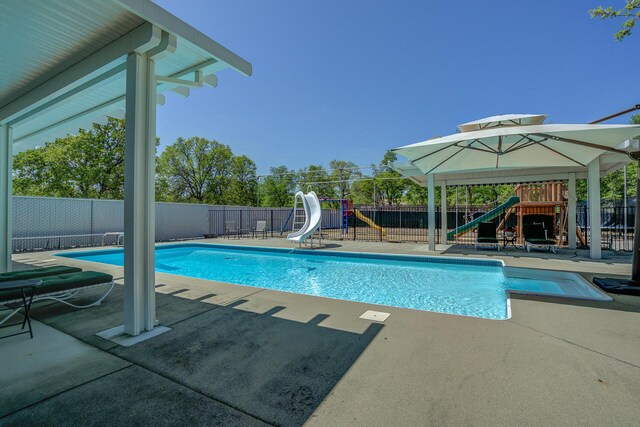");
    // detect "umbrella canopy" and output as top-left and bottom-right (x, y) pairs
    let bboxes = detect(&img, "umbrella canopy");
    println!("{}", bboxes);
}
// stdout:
(457, 114), (547, 132)
(393, 122), (640, 175)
